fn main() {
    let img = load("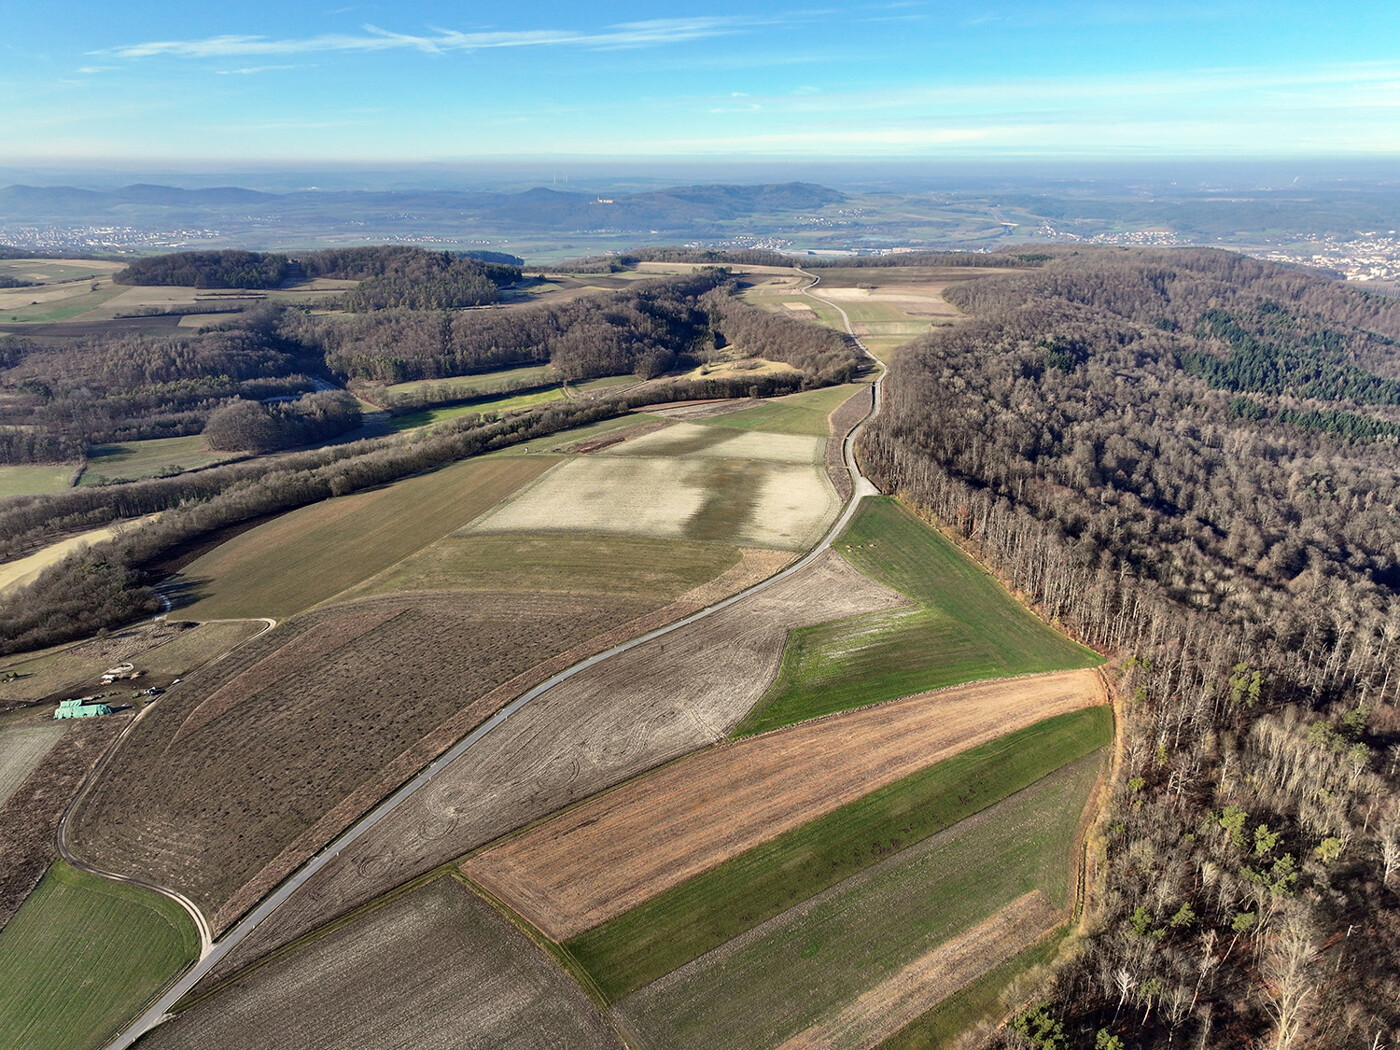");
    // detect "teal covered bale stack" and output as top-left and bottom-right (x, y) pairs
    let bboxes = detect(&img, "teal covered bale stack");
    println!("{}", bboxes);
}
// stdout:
(54, 698), (113, 719)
